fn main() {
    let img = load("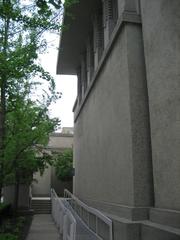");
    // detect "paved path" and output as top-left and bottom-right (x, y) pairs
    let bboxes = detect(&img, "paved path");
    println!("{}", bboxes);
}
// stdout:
(26, 214), (62, 240)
